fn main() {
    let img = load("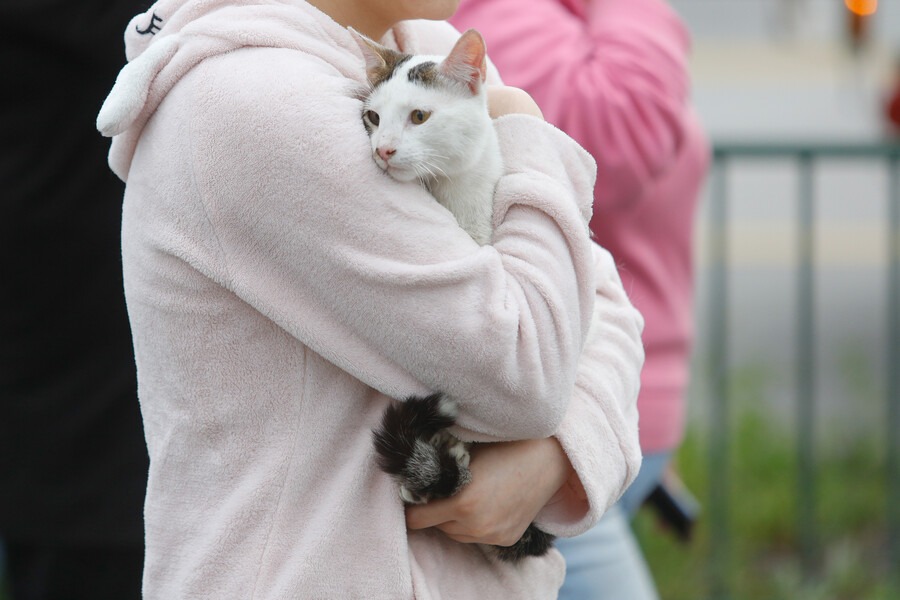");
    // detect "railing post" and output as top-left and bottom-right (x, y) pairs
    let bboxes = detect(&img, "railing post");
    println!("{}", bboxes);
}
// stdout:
(796, 152), (818, 574)
(709, 151), (731, 599)
(703, 141), (899, 597)
(888, 153), (900, 591)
